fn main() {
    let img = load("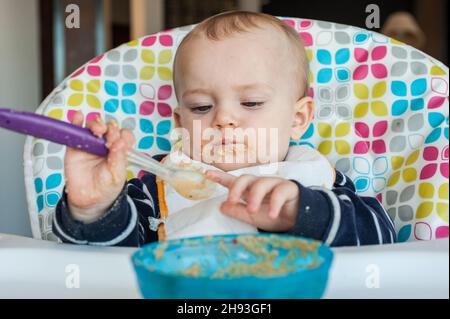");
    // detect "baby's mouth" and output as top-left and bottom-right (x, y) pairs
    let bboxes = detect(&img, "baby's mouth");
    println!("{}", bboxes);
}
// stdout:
(214, 141), (248, 158)
(200, 136), (256, 164)
(216, 136), (245, 146)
